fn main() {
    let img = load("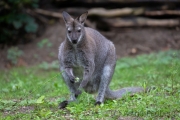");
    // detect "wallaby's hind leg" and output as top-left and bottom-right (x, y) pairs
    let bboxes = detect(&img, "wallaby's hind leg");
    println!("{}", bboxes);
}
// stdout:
(59, 72), (82, 109)
(95, 44), (116, 105)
